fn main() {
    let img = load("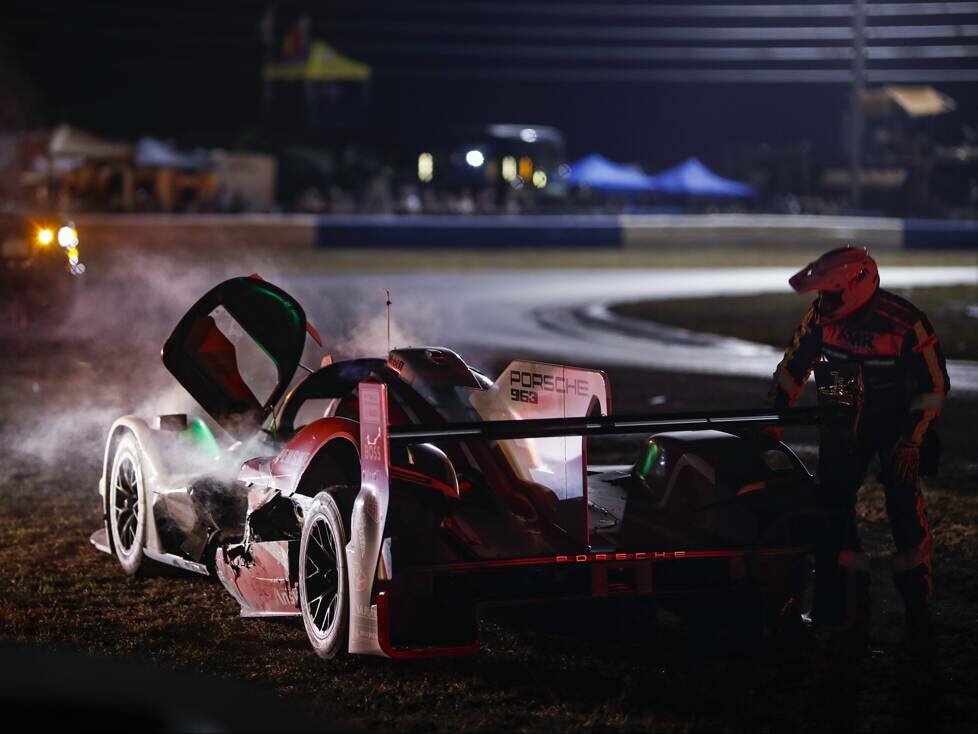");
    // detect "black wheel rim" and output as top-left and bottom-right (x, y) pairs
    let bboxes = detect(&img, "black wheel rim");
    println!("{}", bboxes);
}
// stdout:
(113, 457), (139, 552)
(305, 518), (340, 635)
